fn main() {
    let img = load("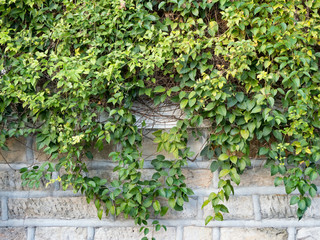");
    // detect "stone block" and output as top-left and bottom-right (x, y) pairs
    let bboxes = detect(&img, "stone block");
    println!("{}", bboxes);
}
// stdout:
(140, 130), (208, 161)
(203, 196), (254, 220)
(94, 227), (175, 240)
(296, 227), (320, 240)
(35, 227), (87, 240)
(183, 169), (213, 189)
(140, 131), (175, 160)
(33, 136), (116, 162)
(160, 197), (198, 219)
(0, 170), (52, 191)
(260, 195), (320, 219)
(183, 226), (212, 240)
(220, 228), (288, 240)
(0, 227), (27, 240)
(239, 167), (278, 187)
(259, 195), (297, 219)
(8, 197), (102, 219)
(0, 137), (27, 163)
